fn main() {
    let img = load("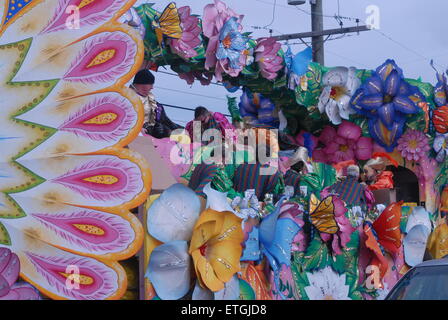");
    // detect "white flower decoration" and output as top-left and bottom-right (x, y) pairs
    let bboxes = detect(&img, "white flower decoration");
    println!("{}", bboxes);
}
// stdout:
(317, 66), (361, 125)
(433, 133), (448, 162)
(304, 266), (351, 300)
